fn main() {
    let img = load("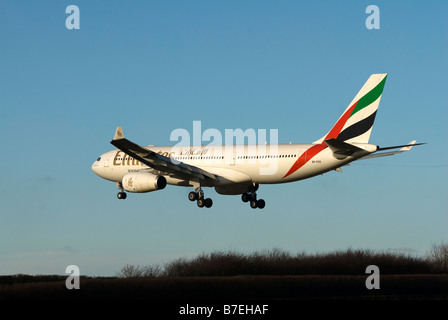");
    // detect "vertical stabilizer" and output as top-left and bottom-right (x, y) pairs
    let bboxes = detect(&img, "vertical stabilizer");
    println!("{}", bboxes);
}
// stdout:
(314, 73), (387, 144)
